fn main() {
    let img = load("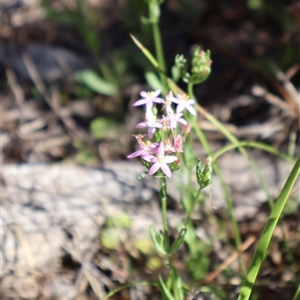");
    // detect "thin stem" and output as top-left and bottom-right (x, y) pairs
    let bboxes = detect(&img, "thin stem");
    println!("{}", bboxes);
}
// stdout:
(187, 86), (244, 276)
(159, 176), (177, 297)
(160, 176), (169, 251)
(187, 83), (195, 99)
(183, 187), (202, 226)
(151, 8), (167, 93)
